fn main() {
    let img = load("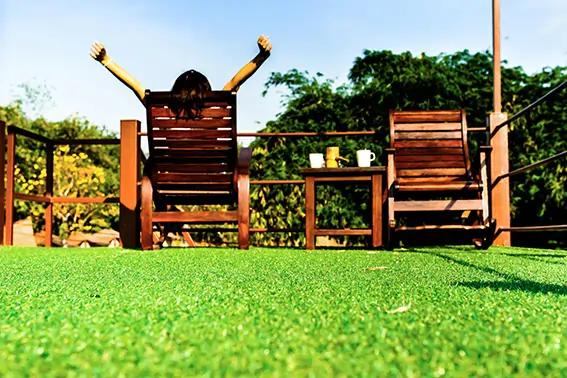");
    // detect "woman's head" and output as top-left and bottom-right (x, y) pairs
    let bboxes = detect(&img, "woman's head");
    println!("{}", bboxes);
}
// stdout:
(170, 69), (211, 119)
